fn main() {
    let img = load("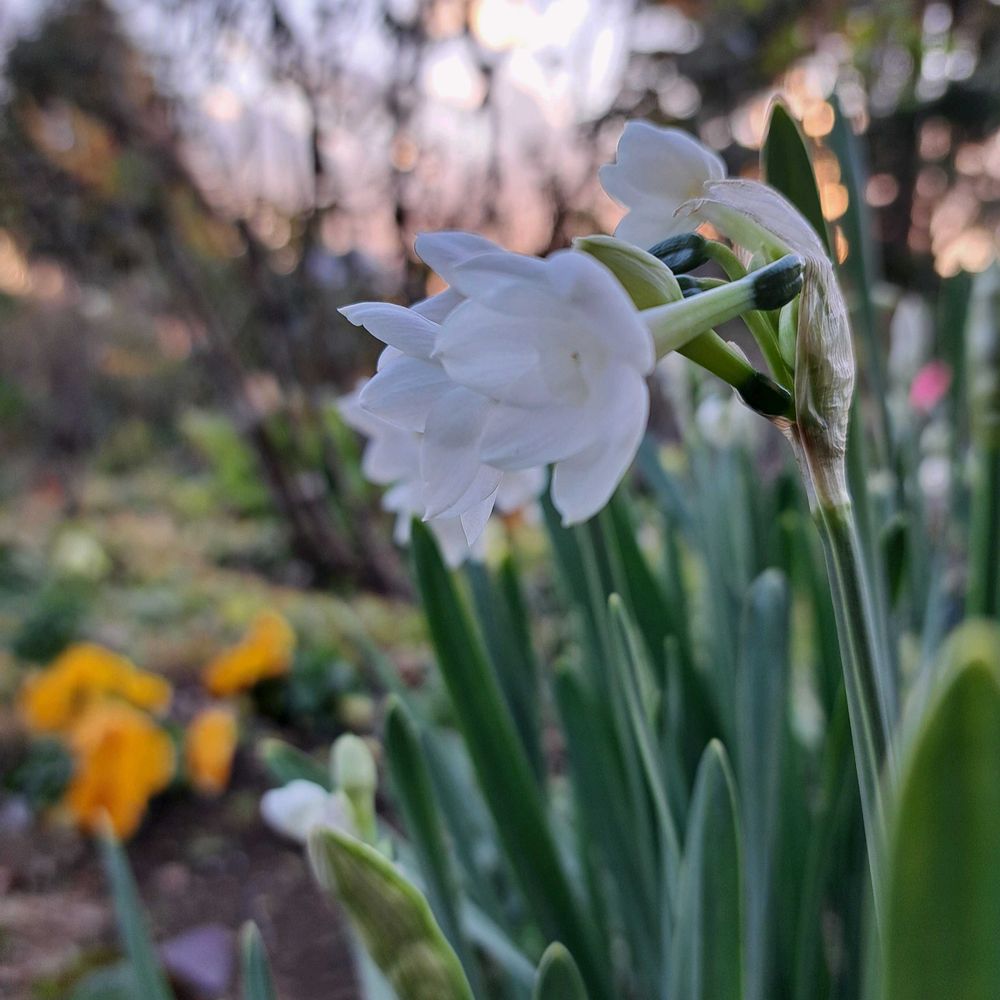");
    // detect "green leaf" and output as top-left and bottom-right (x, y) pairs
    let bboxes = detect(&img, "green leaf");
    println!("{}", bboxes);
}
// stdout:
(735, 571), (790, 1000)
(533, 943), (590, 1000)
(410, 521), (608, 997)
(465, 559), (543, 781)
(99, 834), (175, 1000)
(309, 827), (474, 1000)
(240, 923), (277, 1000)
(607, 595), (681, 902)
(257, 737), (332, 790)
(670, 741), (744, 1000)
(884, 621), (1000, 1000)
(385, 698), (479, 989)
(761, 101), (831, 256)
